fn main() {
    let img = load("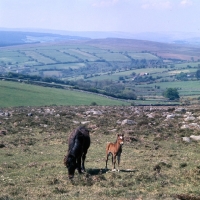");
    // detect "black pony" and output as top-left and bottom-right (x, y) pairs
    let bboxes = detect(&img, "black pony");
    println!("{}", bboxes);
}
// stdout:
(64, 126), (90, 179)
